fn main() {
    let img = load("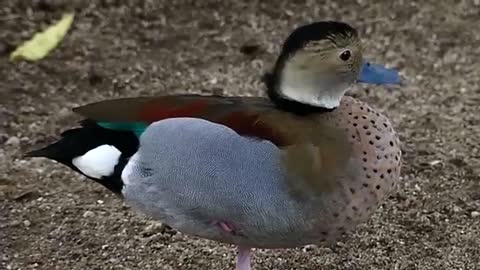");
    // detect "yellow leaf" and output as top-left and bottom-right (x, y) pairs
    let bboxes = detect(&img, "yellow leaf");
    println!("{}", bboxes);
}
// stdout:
(10, 13), (75, 62)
